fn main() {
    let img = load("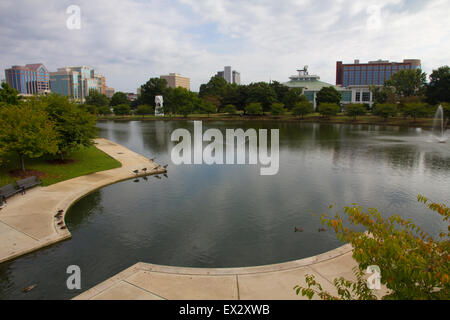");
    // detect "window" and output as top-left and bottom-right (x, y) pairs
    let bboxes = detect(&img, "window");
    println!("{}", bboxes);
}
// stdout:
(356, 92), (361, 102)
(363, 92), (371, 102)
